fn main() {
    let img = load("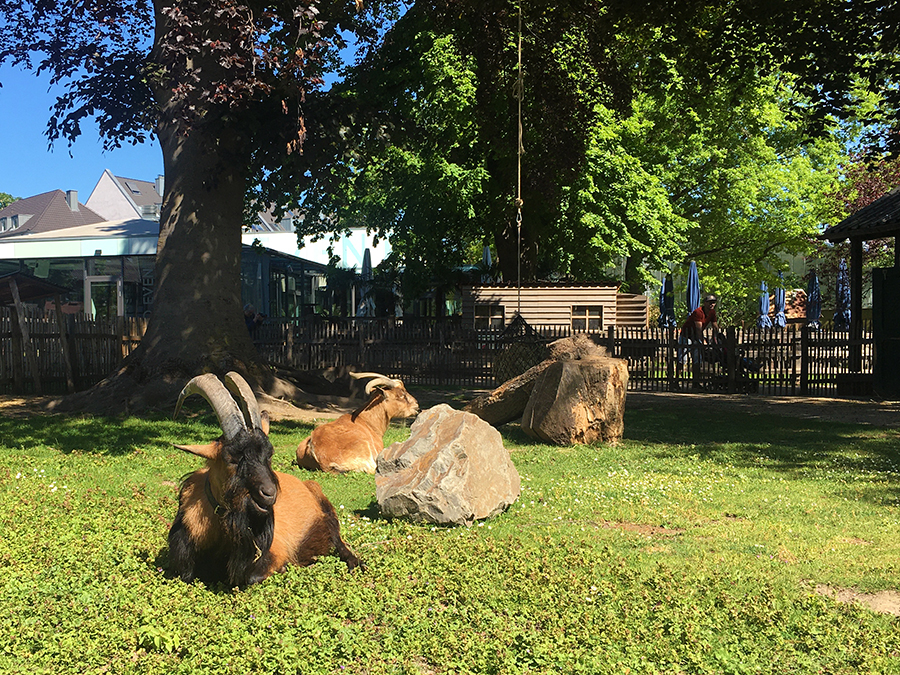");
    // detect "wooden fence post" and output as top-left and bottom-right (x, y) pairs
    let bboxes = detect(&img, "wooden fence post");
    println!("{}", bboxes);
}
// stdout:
(726, 327), (737, 394)
(800, 325), (809, 396)
(8, 278), (42, 395)
(666, 327), (675, 392)
(607, 325), (615, 356)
